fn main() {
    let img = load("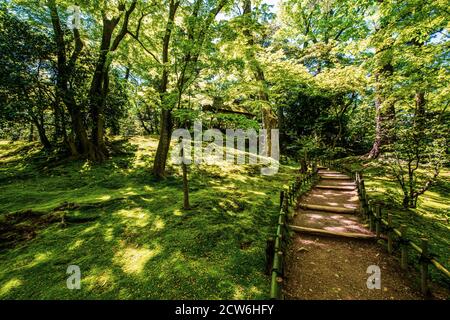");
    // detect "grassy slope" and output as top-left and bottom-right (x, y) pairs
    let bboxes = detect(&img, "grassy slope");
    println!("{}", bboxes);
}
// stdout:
(0, 137), (297, 299)
(337, 156), (450, 286)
